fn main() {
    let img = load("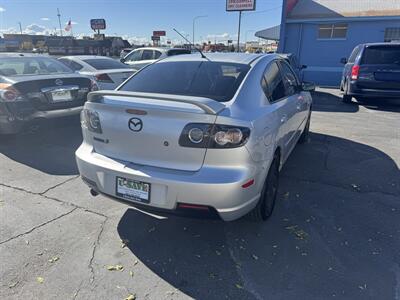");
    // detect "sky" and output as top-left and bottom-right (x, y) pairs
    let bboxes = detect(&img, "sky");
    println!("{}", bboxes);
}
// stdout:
(0, 0), (283, 44)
